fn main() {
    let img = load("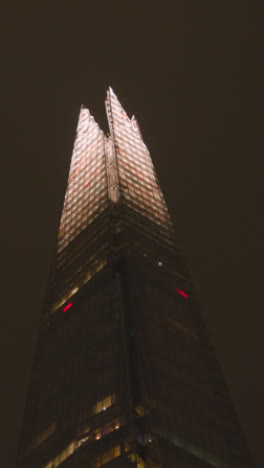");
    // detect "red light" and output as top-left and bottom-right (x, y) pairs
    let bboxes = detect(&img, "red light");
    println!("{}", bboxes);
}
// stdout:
(62, 302), (73, 313)
(175, 289), (188, 298)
